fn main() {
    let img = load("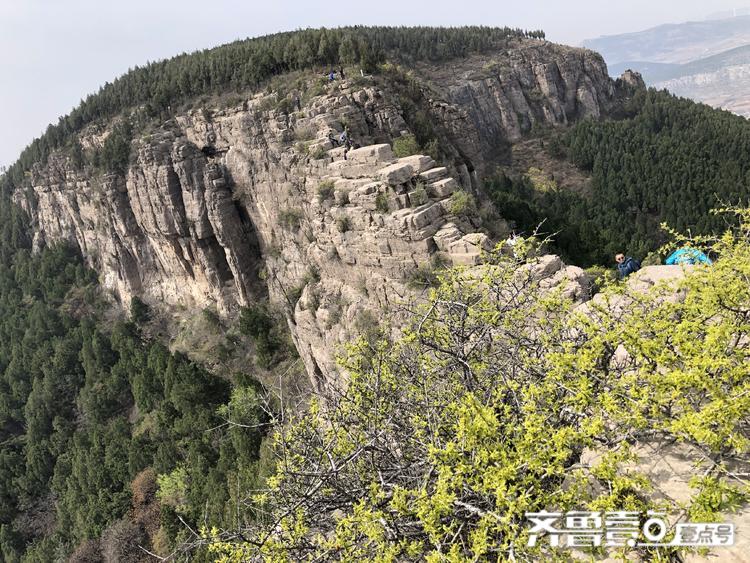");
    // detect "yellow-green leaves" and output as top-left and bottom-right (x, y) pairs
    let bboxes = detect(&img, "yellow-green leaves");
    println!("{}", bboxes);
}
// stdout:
(209, 213), (750, 561)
